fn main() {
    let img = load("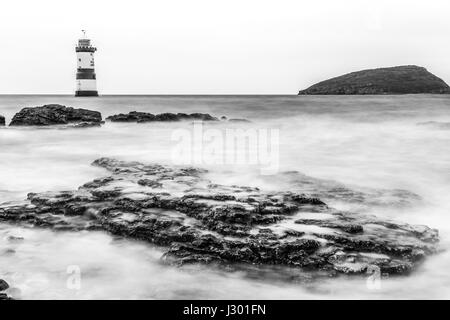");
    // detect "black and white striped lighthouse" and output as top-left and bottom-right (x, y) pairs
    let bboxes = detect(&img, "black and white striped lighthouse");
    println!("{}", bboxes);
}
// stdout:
(75, 30), (98, 97)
